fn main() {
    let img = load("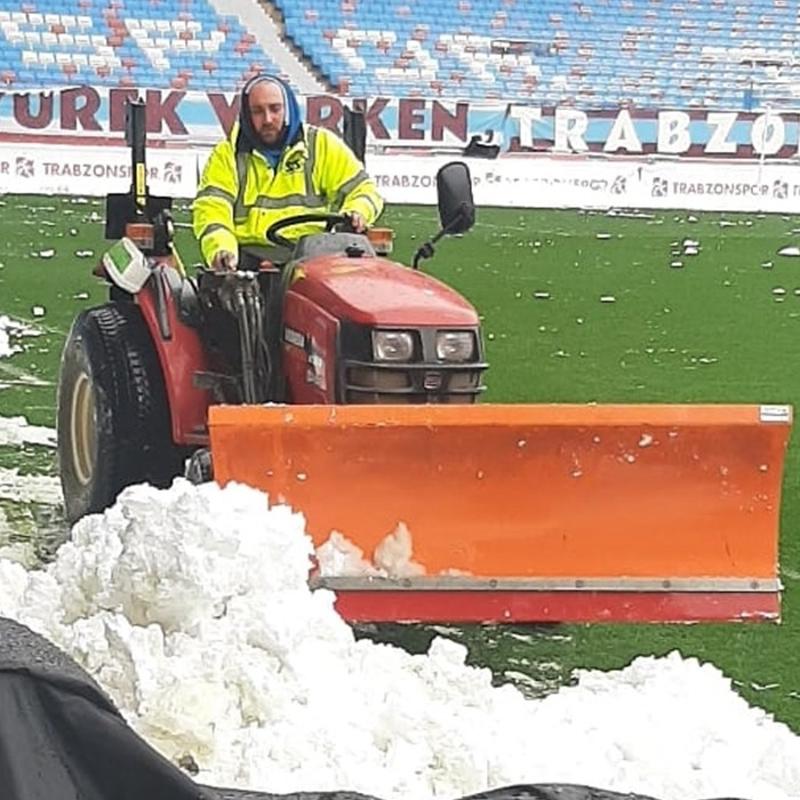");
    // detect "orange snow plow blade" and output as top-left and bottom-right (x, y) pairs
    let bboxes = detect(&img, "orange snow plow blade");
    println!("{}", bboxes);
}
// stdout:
(209, 403), (792, 624)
